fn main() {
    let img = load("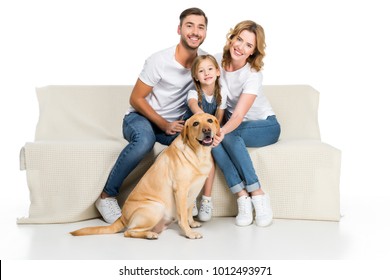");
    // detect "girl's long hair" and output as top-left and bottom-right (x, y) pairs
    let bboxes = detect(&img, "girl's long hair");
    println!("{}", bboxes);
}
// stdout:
(191, 55), (222, 119)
